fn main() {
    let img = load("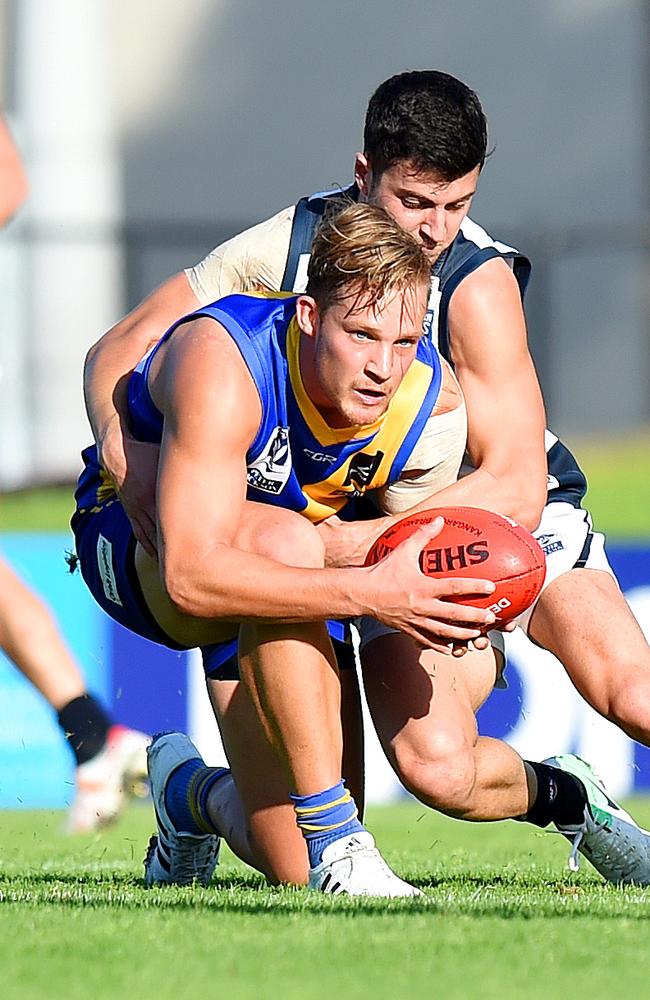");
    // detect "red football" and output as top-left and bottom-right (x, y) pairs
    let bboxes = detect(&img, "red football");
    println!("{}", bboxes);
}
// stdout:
(365, 506), (546, 625)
